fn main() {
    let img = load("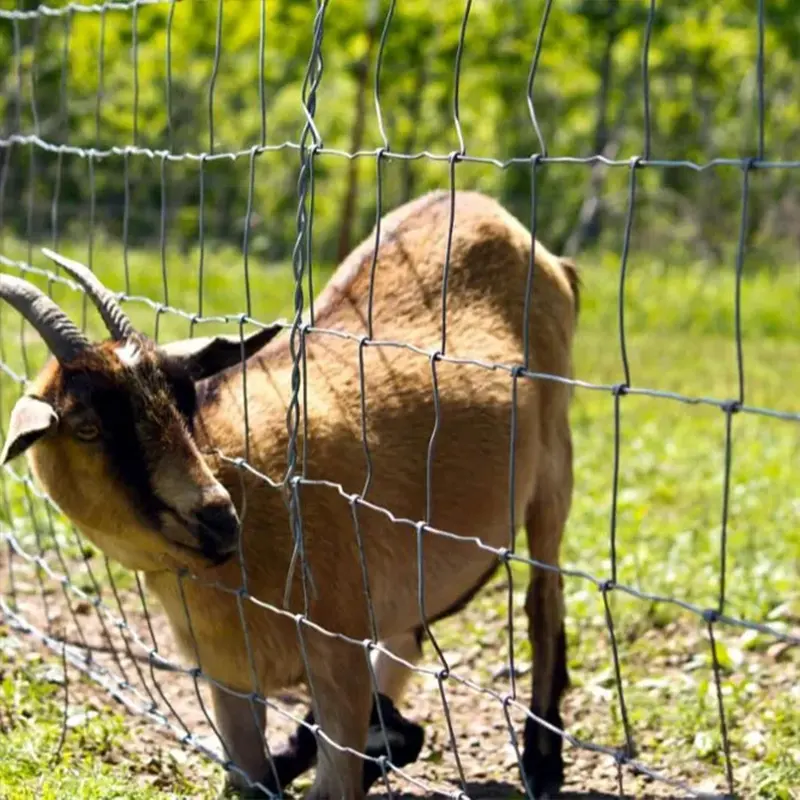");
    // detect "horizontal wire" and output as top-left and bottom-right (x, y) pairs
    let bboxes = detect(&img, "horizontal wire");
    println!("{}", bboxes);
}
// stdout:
(3, 132), (800, 172)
